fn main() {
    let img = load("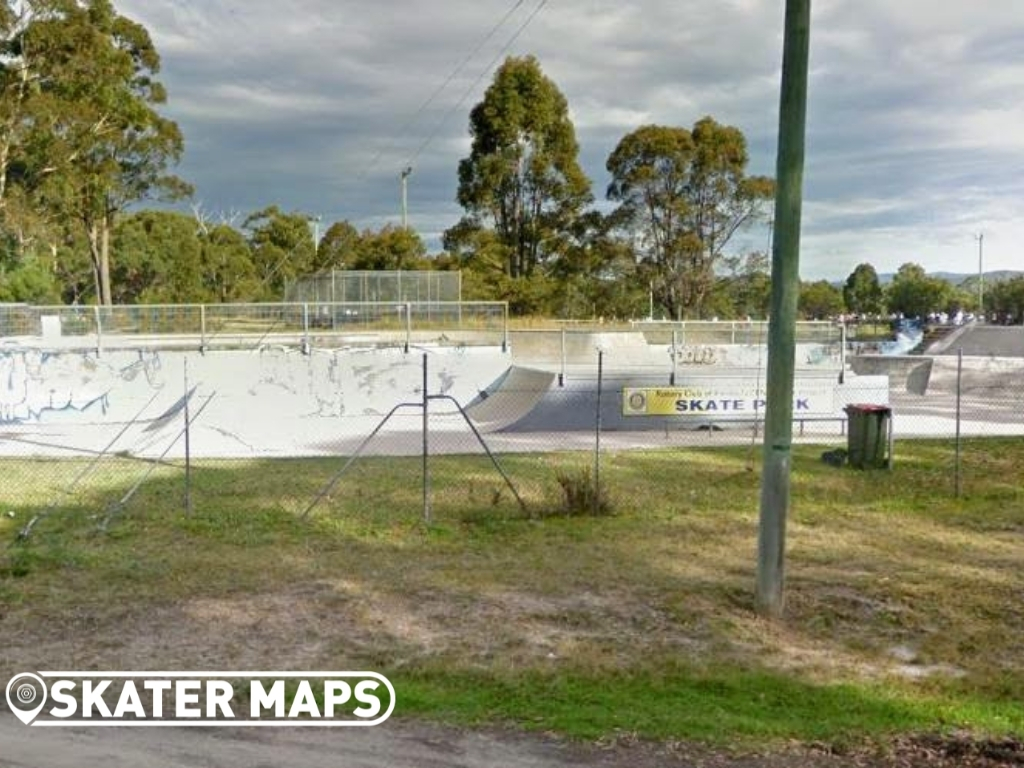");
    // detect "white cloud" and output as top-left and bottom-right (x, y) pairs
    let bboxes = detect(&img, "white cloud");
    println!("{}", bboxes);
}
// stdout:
(113, 0), (1024, 278)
